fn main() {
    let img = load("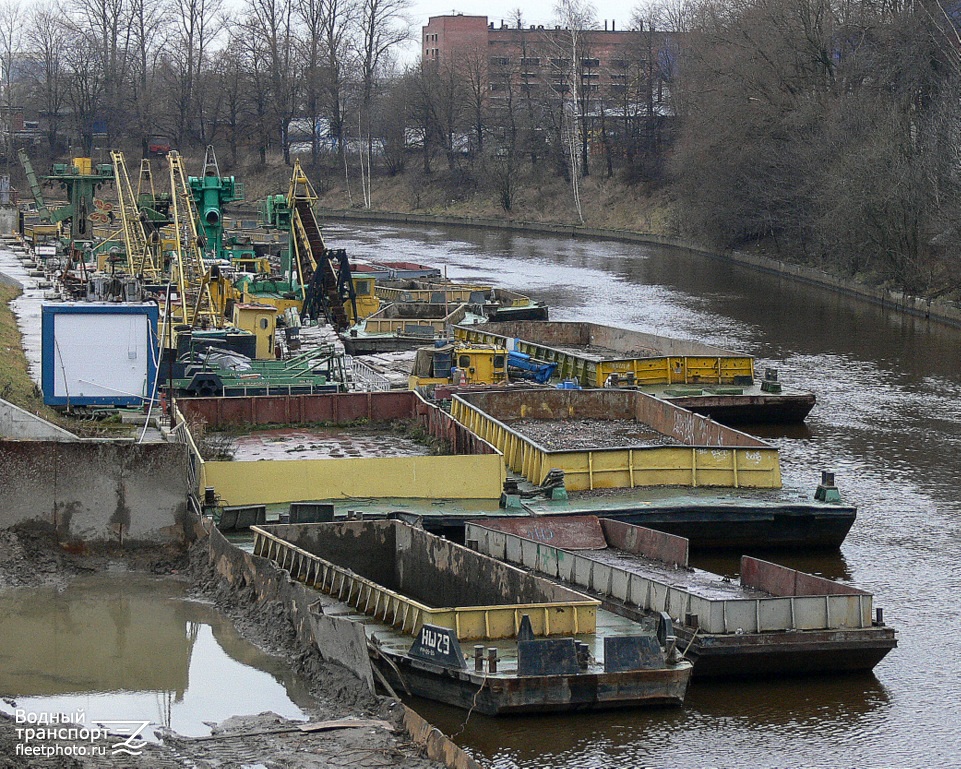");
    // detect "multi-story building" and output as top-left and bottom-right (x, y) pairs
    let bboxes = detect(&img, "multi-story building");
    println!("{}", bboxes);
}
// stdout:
(421, 14), (674, 105)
